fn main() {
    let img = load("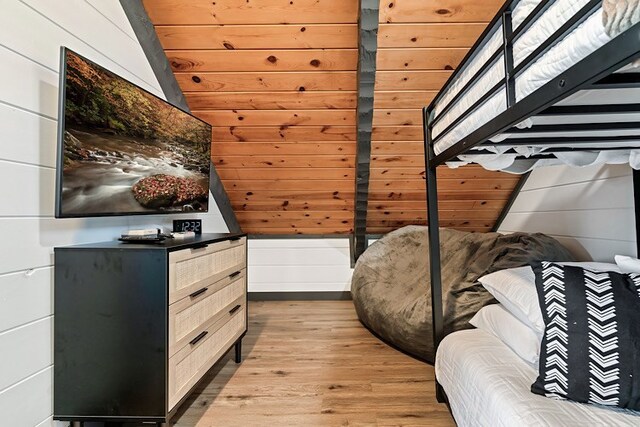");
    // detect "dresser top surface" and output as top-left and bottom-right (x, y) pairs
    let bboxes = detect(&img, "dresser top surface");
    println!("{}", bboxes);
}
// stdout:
(54, 232), (246, 252)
